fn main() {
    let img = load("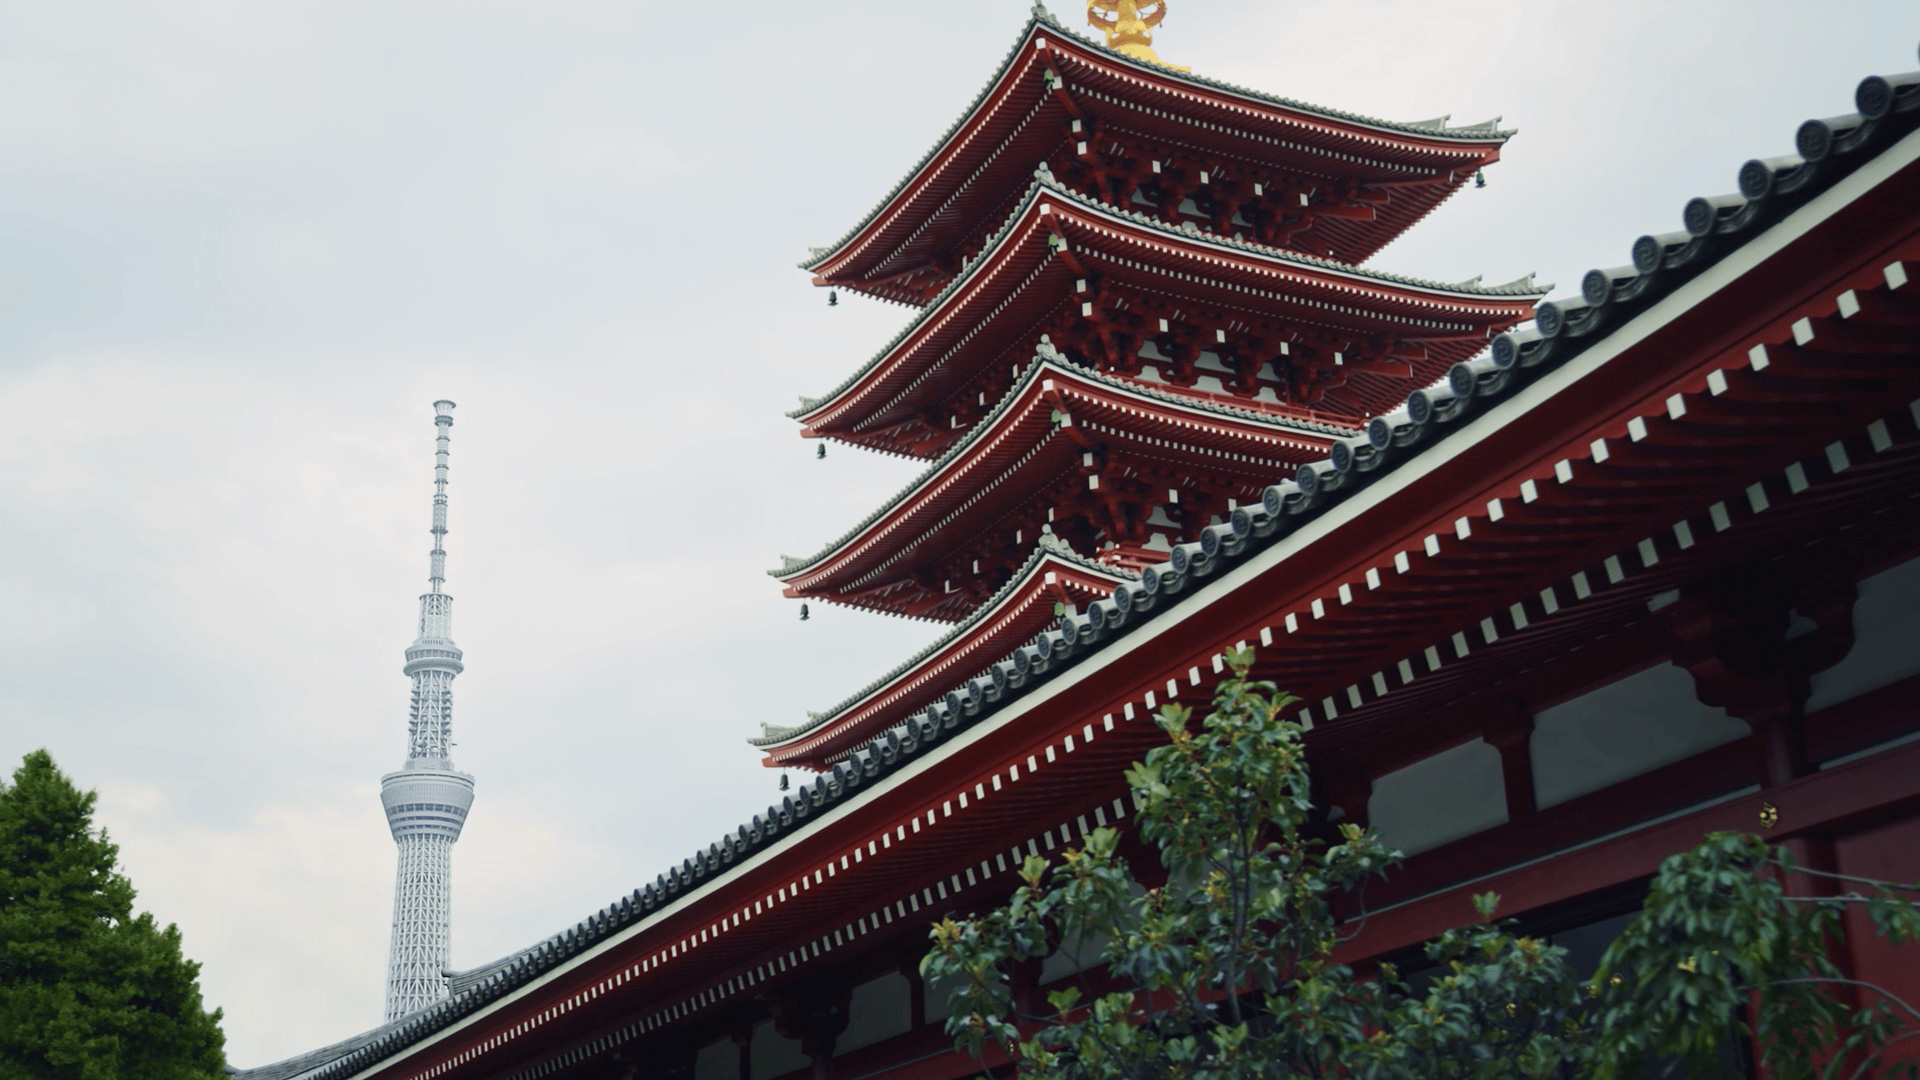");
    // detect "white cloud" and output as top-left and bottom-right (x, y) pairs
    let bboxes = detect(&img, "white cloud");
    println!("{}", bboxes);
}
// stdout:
(543, 122), (692, 185)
